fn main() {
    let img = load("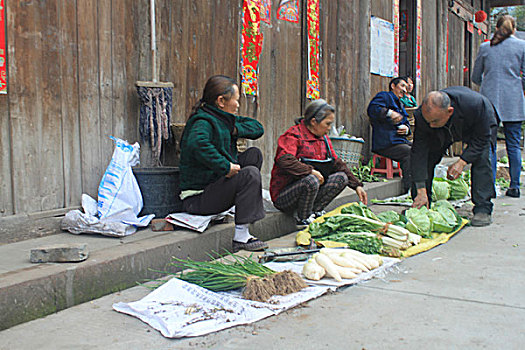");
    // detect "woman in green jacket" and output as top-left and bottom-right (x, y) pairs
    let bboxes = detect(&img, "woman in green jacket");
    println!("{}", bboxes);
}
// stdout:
(400, 76), (417, 108)
(179, 75), (268, 252)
